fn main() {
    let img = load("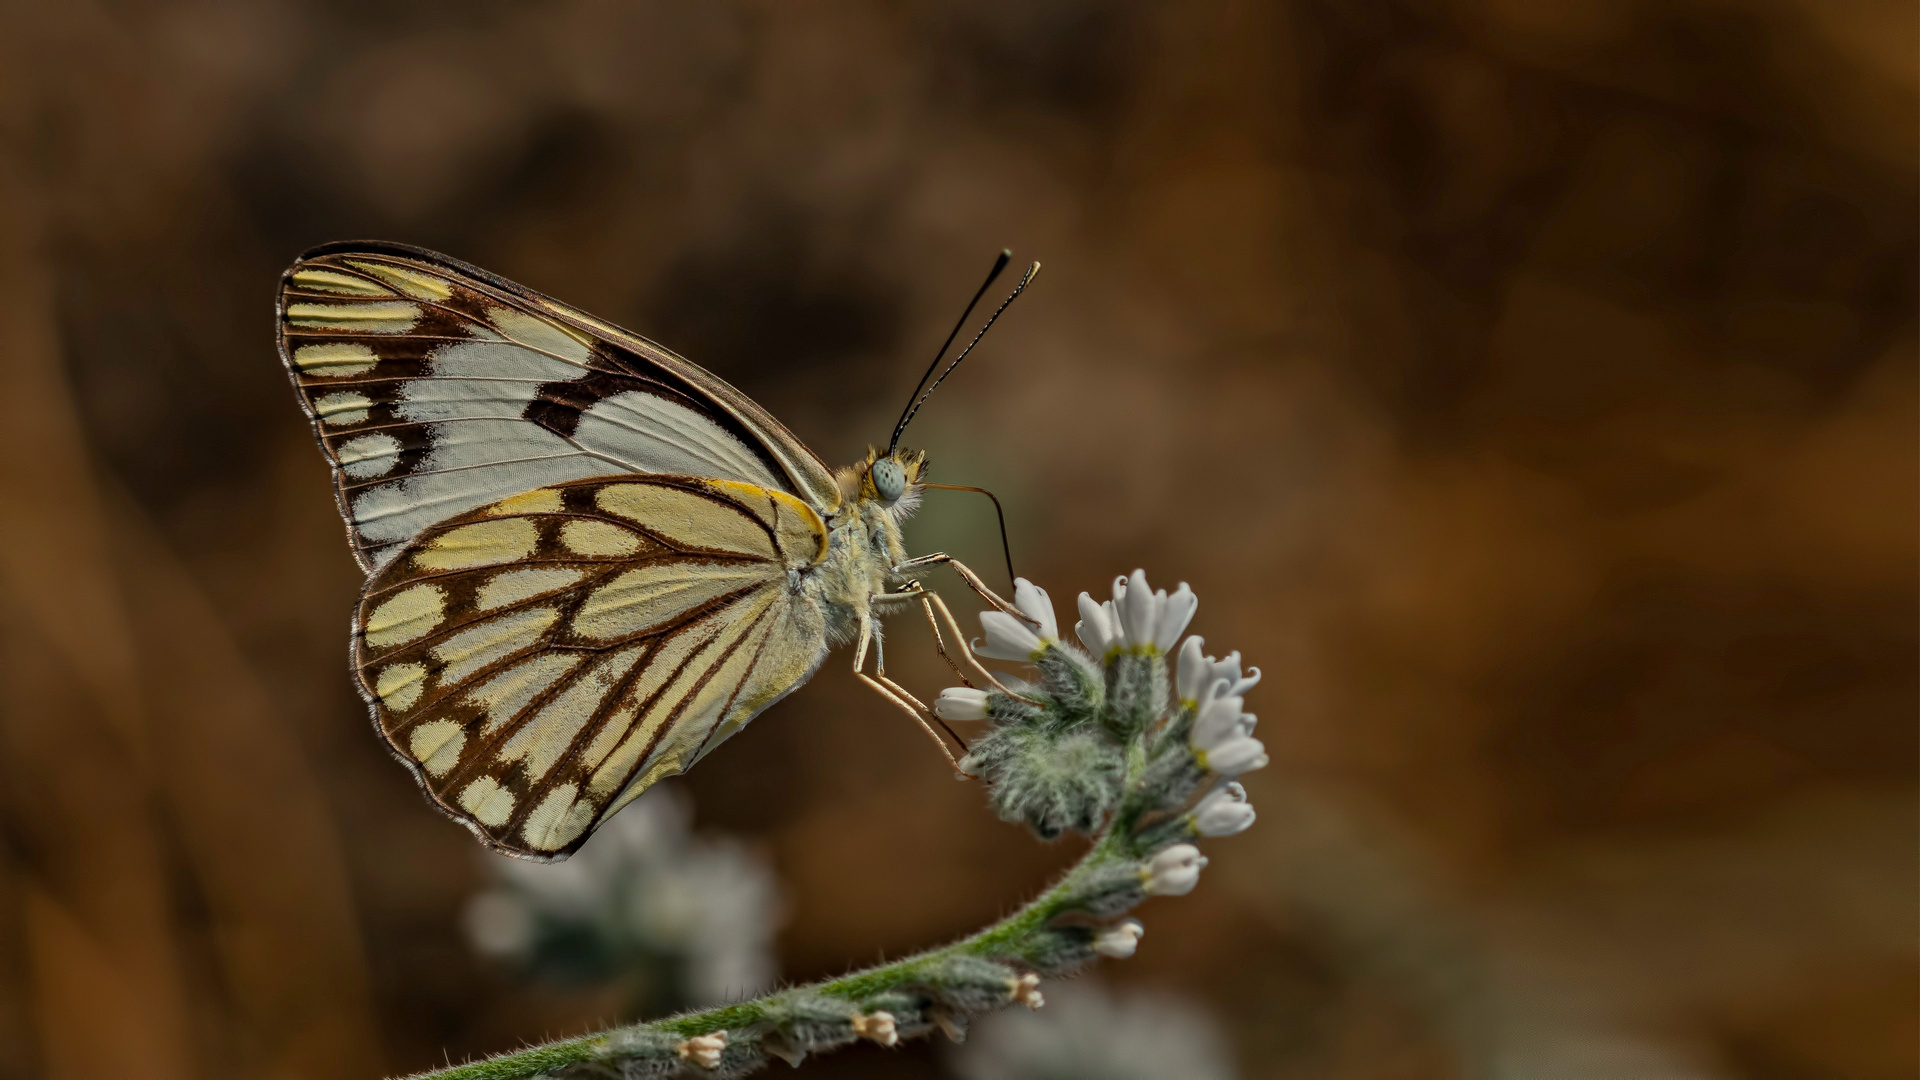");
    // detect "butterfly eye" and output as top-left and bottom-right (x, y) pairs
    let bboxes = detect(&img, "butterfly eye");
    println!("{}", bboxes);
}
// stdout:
(871, 459), (907, 502)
